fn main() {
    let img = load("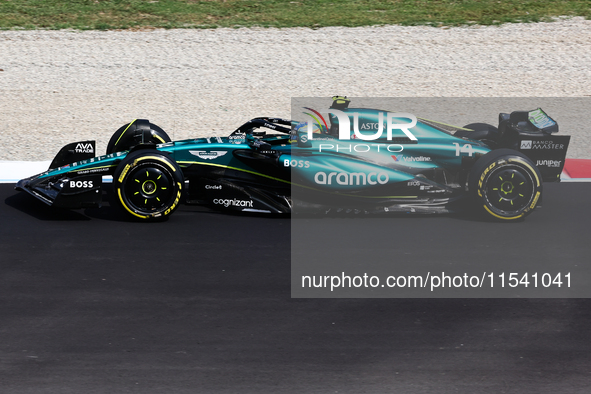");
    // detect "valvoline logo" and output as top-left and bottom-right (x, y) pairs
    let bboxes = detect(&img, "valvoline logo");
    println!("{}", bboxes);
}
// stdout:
(392, 154), (432, 162)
